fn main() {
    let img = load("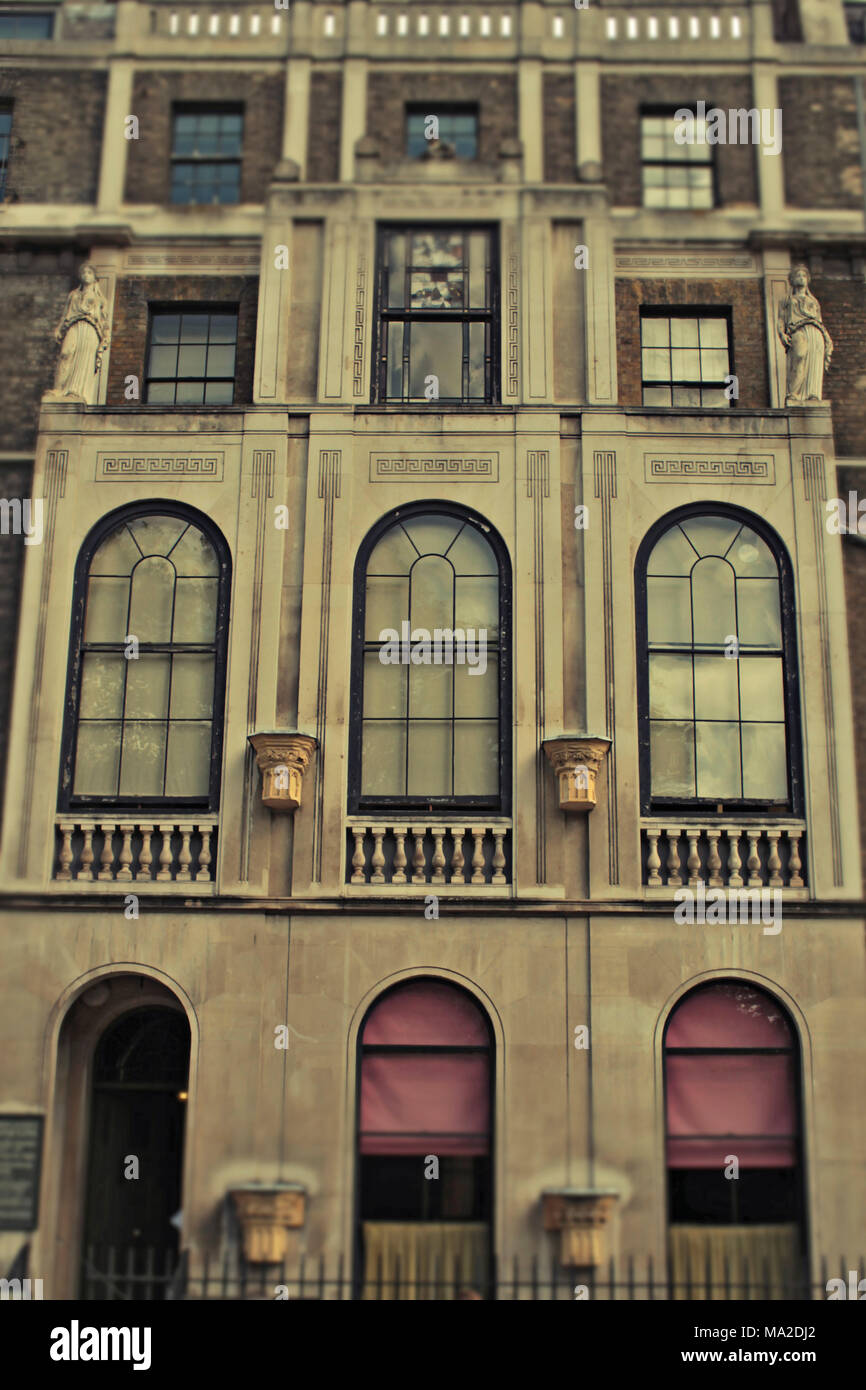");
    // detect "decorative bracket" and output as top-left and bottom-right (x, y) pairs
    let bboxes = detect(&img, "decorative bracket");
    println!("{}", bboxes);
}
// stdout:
(542, 1188), (619, 1267)
(542, 736), (611, 813)
(229, 1183), (306, 1263)
(248, 732), (317, 813)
